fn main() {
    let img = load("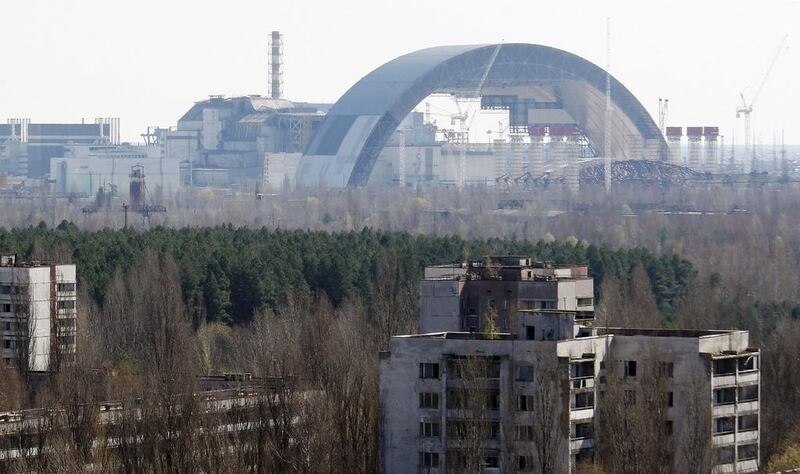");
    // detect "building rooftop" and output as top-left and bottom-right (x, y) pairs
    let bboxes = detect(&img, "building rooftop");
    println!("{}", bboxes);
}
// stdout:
(396, 332), (515, 340)
(597, 327), (740, 338)
(424, 257), (590, 281)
